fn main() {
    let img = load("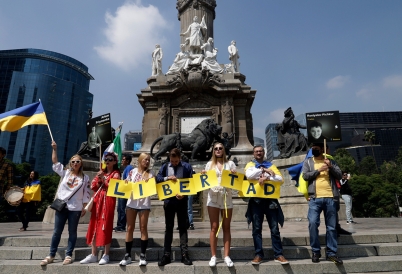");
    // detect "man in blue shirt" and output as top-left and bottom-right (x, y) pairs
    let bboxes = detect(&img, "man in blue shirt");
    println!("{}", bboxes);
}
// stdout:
(114, 154), (133, 232)
(156, 148), (193, 266)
